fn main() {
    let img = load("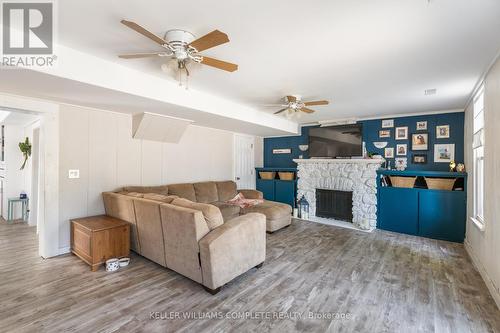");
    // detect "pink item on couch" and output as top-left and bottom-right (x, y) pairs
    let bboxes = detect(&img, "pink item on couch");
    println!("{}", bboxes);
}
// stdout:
(227, 193), (264, 209)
